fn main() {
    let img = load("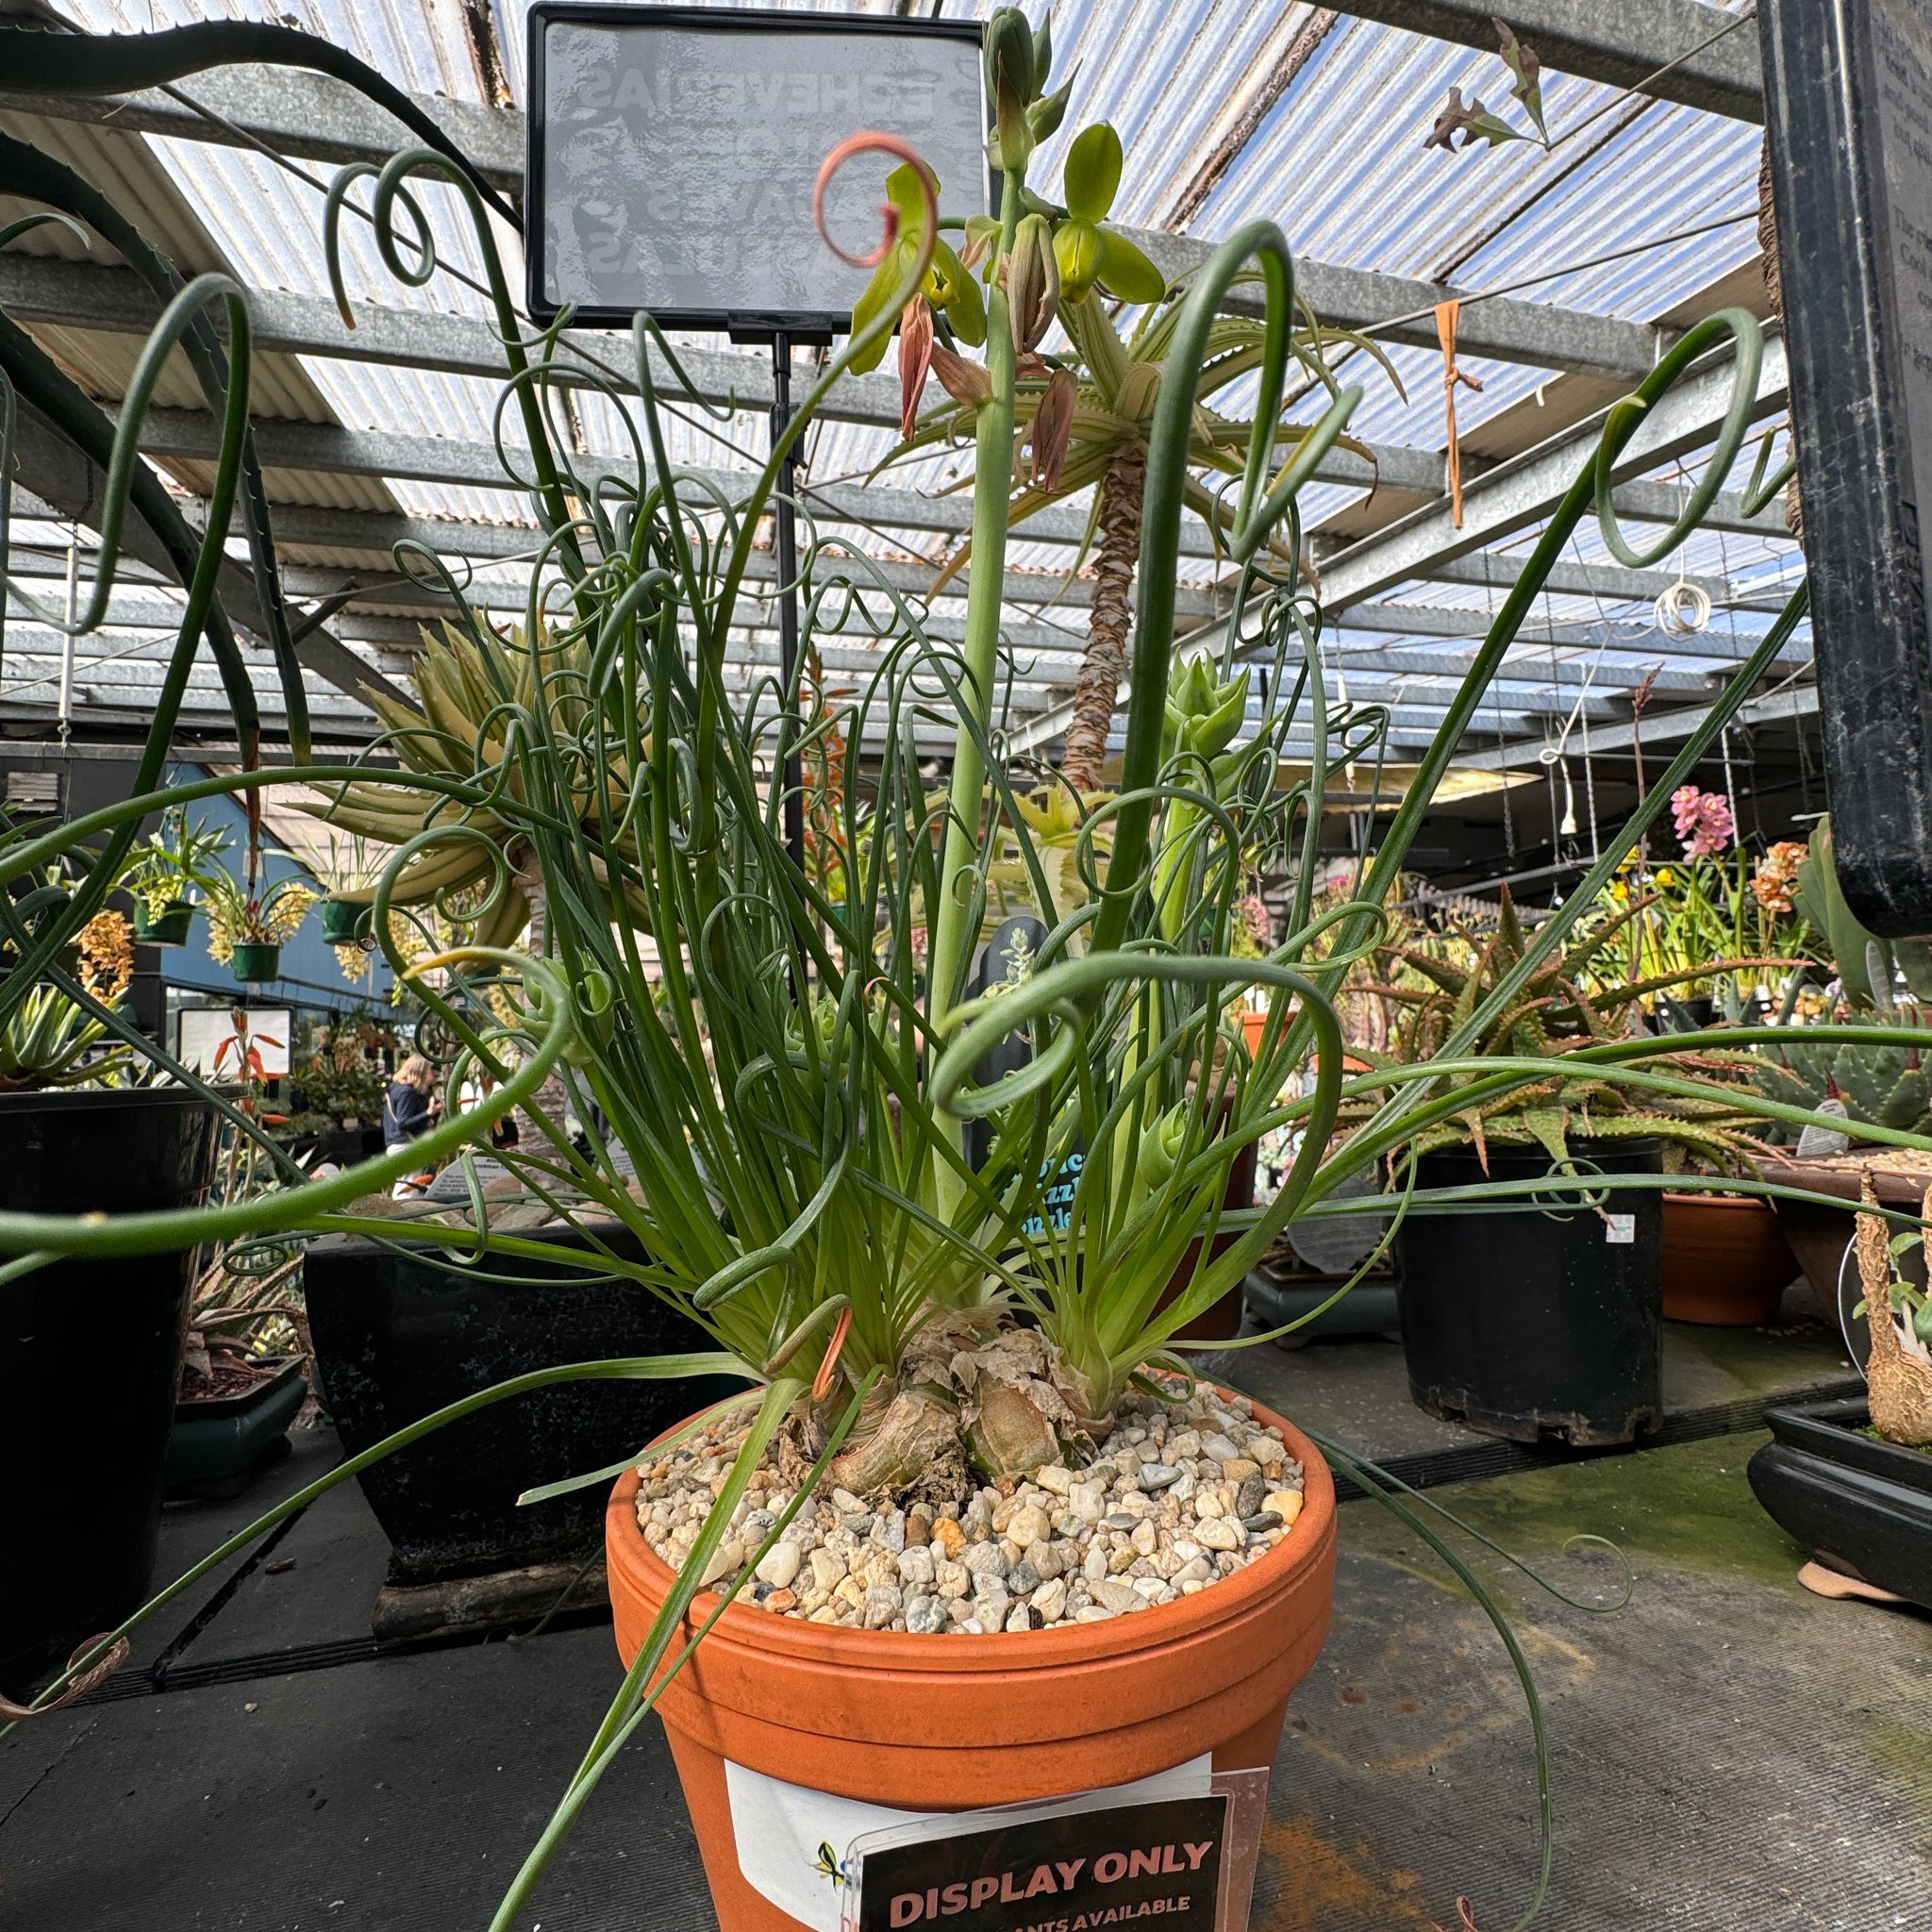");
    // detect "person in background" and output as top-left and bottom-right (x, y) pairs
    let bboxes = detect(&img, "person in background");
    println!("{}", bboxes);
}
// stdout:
(384, 1054), (441, 1198)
